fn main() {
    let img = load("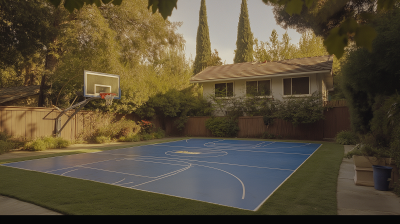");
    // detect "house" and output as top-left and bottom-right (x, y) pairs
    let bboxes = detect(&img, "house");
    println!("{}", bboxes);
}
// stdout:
(0, 85), (41, 107)
(190, 55), (334, 115)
